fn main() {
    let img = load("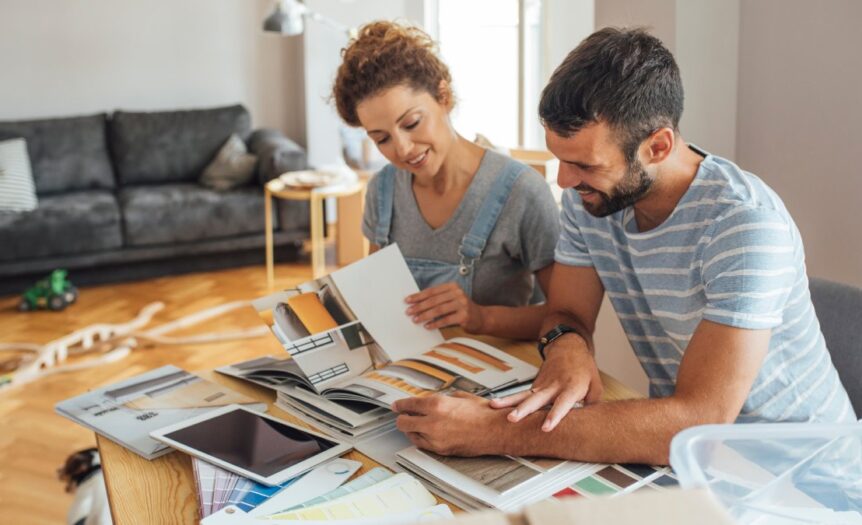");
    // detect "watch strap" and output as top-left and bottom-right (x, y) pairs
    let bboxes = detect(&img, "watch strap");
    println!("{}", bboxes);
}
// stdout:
(537, 324), (579, 360)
